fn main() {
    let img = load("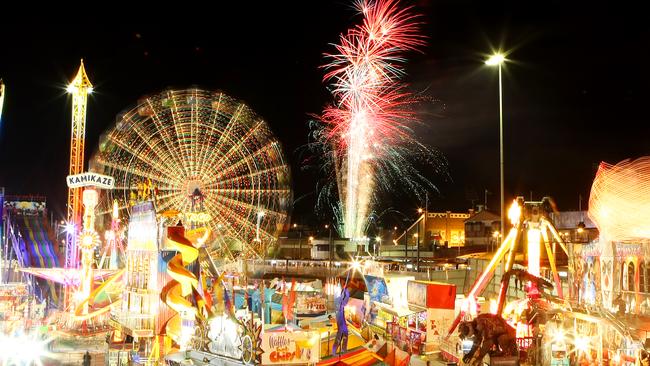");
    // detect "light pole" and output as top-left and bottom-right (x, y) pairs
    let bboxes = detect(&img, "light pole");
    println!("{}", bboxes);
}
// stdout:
(414, 233), (419, 271)
(486, 52), (506, 238)
(293, 223), (301, 259)
(375, 236), (381, 257)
